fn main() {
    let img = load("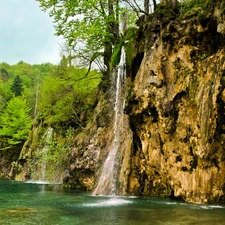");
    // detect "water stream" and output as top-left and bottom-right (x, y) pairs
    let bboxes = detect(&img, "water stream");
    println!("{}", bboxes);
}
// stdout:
(0, 180), (225, 225)
(31, 127), (54, 183)
(93, 47), (126, 195)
